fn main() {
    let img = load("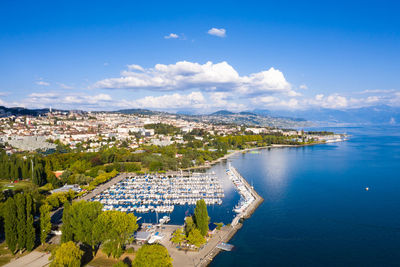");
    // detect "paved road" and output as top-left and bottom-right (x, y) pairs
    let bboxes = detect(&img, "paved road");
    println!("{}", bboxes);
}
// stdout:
(77, 173), (130, 201)
(50, 173), (130, 224)
(3, 251), (50, 267)
(48, 173), (130, 244)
